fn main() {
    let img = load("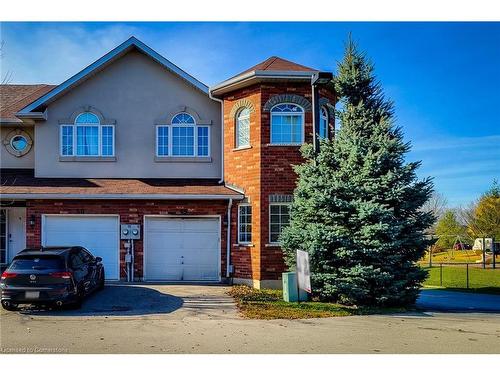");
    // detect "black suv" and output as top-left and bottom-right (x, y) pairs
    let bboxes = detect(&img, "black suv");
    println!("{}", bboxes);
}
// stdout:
(0, 246), (105, 311)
